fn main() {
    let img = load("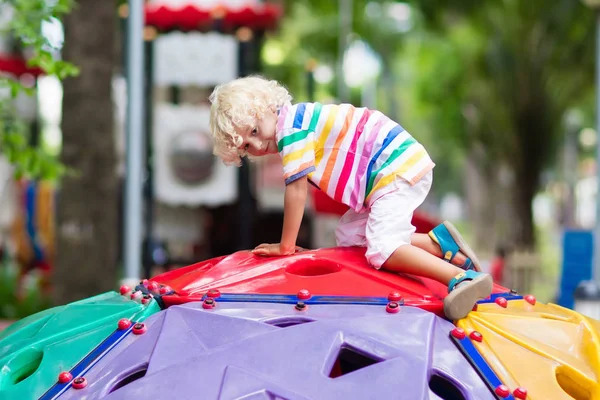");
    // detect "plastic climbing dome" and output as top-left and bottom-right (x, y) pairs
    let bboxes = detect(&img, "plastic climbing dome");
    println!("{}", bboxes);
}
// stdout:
(1, 247), (600, 400)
